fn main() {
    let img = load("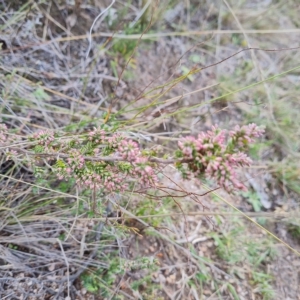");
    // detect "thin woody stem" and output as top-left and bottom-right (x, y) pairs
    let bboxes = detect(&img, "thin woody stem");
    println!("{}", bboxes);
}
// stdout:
(9, 147), (189, 164)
